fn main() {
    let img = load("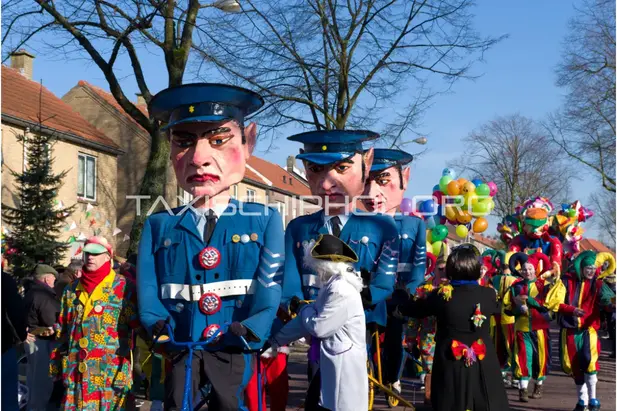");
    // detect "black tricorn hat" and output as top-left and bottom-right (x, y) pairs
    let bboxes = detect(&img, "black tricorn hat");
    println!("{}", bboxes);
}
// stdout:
(311, 234), (358, 263)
